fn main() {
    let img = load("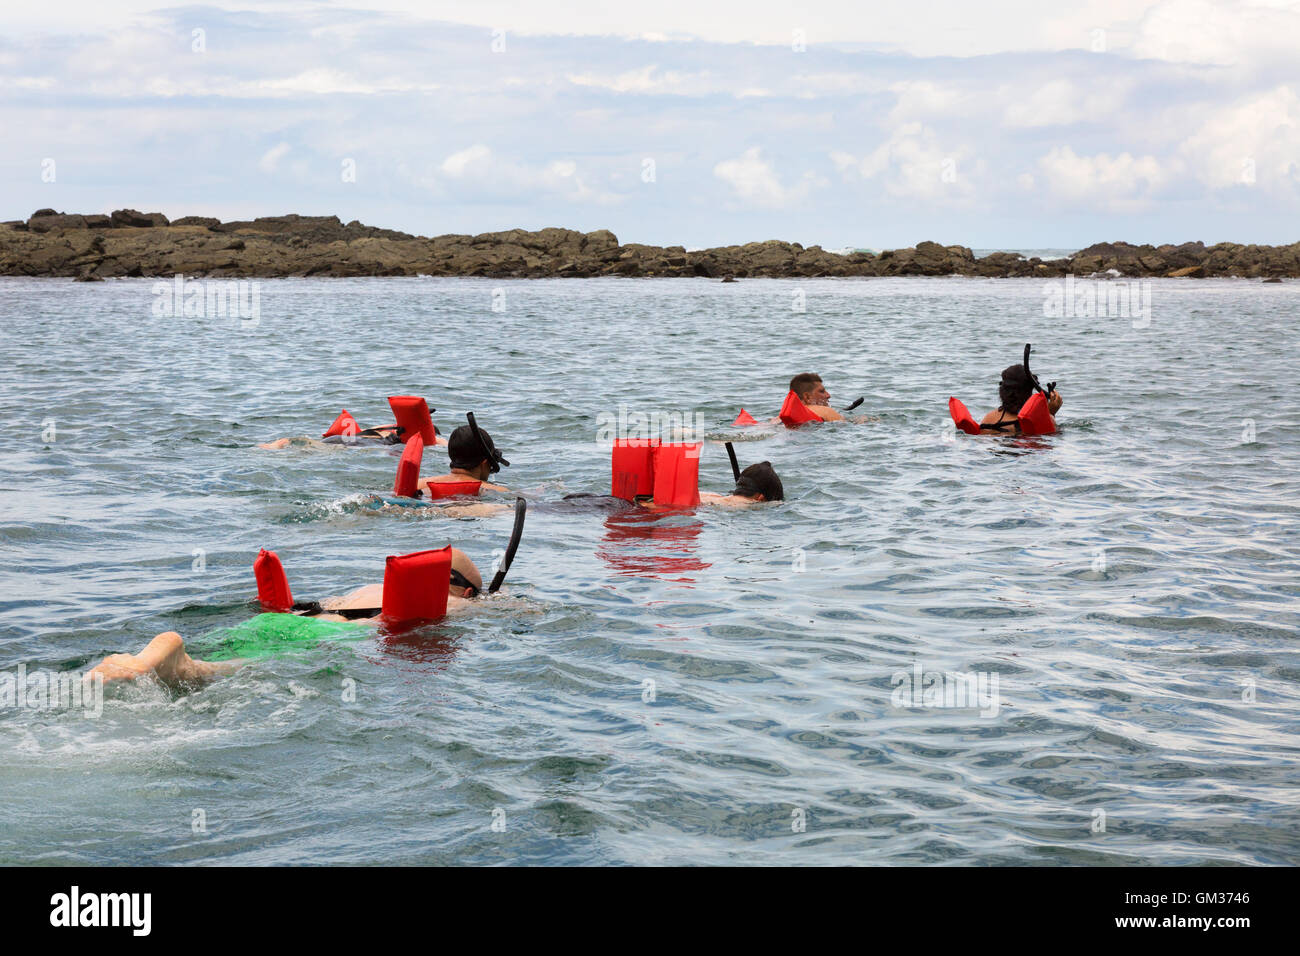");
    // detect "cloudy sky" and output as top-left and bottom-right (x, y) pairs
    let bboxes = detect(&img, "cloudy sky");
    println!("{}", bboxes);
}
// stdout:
(2, 1), (1297, 249)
